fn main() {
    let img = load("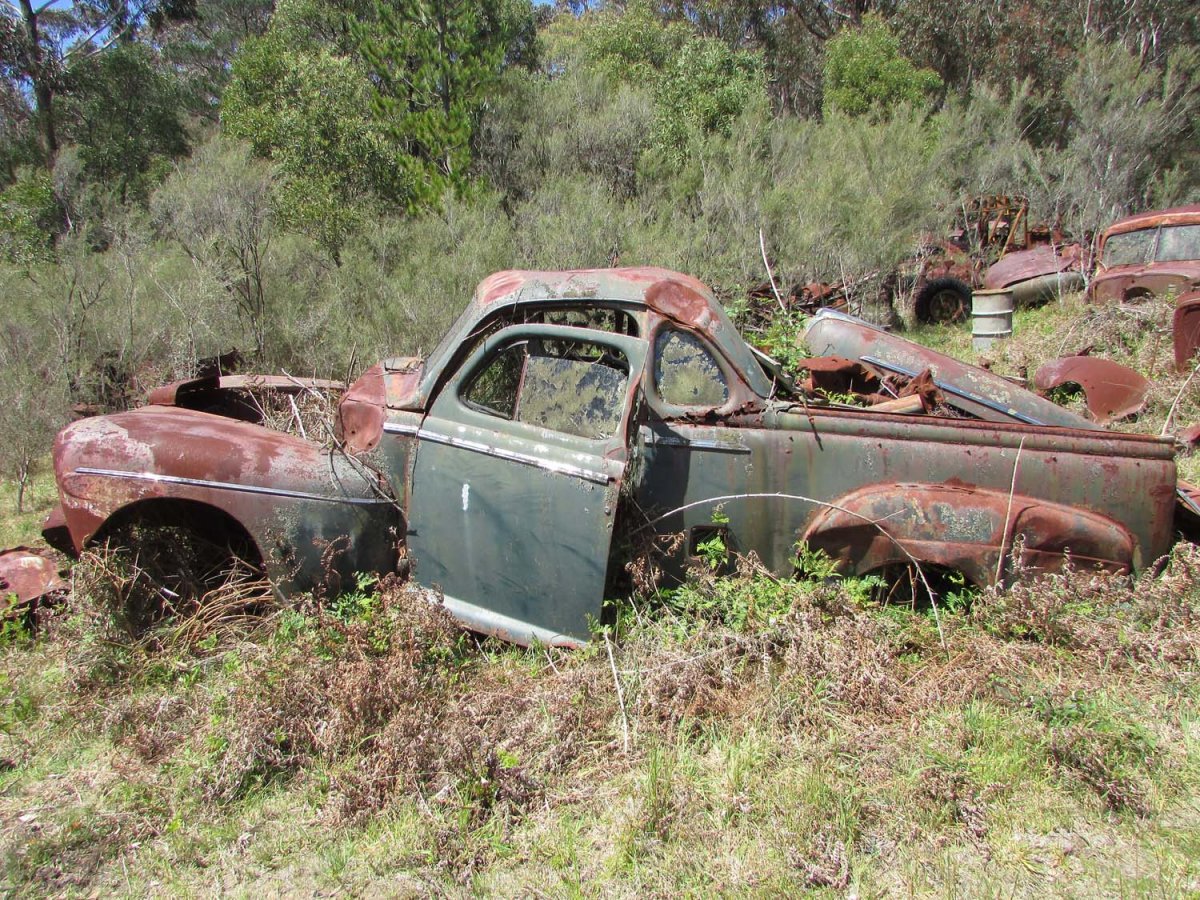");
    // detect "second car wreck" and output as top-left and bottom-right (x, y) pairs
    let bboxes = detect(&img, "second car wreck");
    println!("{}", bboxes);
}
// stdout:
(44, 268), (1191, 647)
